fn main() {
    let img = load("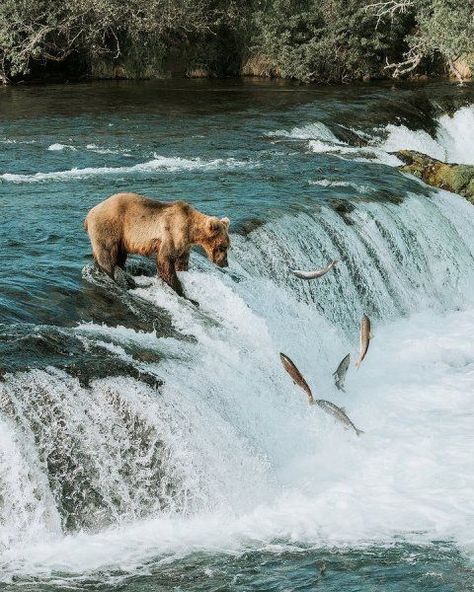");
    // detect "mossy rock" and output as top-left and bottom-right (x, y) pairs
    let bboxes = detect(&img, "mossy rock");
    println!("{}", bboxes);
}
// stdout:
(396, 150), (474, 204)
